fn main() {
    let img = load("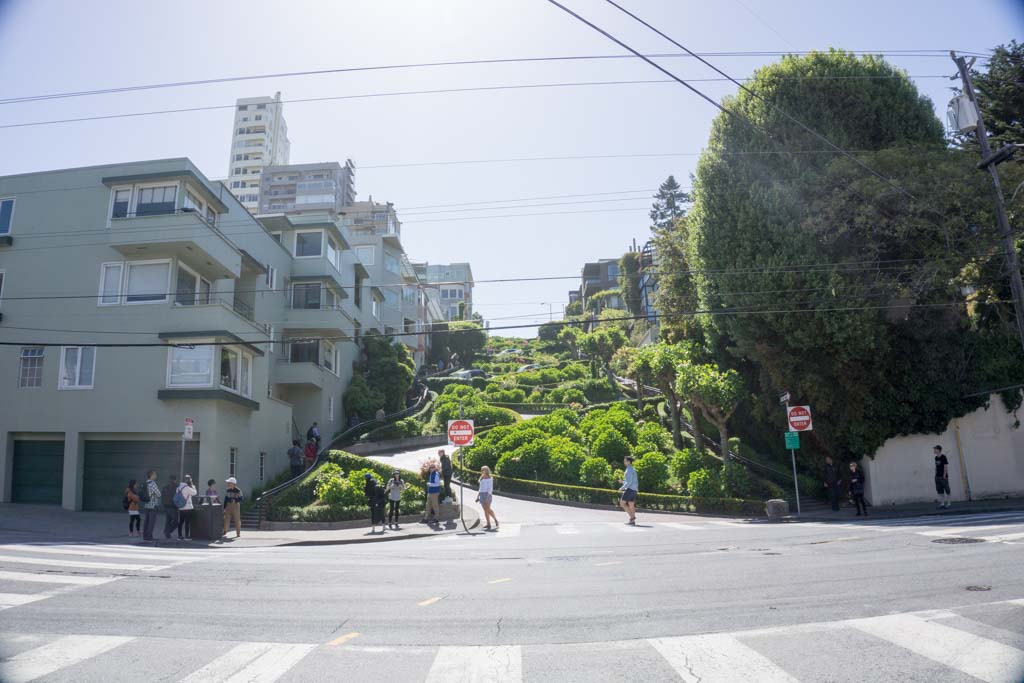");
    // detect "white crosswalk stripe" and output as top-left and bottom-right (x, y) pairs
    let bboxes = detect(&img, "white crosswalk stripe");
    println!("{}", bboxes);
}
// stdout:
(426, 645), (523, 682)
(178, 642), (317, 683)
(649, 633), (799, 682)
(0, 634), (134, 683)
